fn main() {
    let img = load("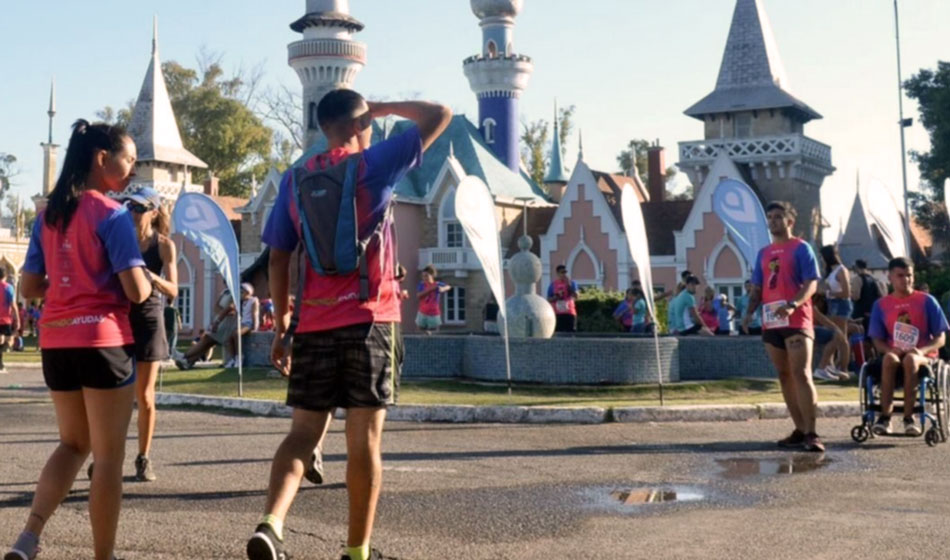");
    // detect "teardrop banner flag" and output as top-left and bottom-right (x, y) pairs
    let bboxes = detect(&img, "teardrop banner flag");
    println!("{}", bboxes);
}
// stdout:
(712, 178), (771, 272)
(454, 175), (512, 394)
(172, 192), (244, 395)
(620, 184), (665, 405)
